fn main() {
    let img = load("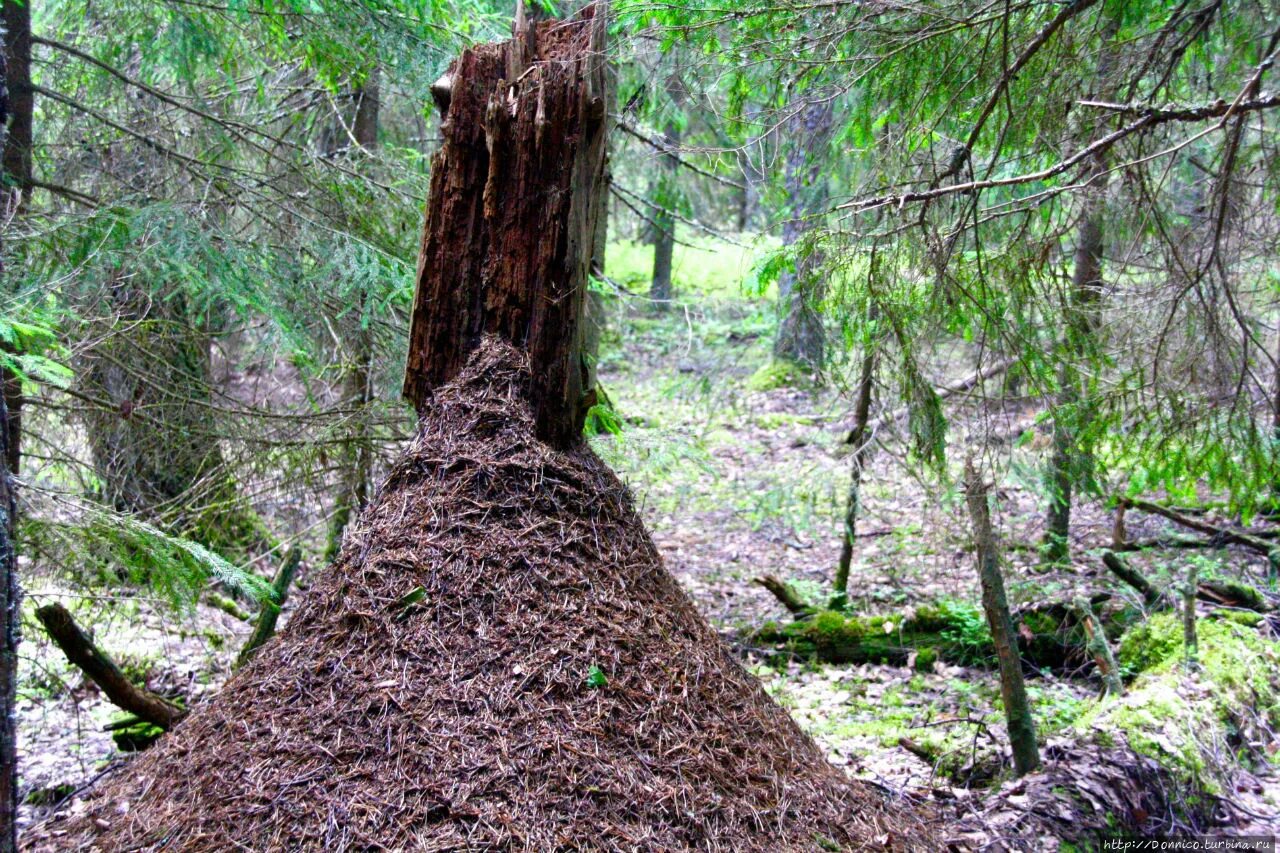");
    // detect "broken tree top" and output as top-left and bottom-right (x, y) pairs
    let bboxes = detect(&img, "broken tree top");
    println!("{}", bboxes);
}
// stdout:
(403, 5), (610, 449)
